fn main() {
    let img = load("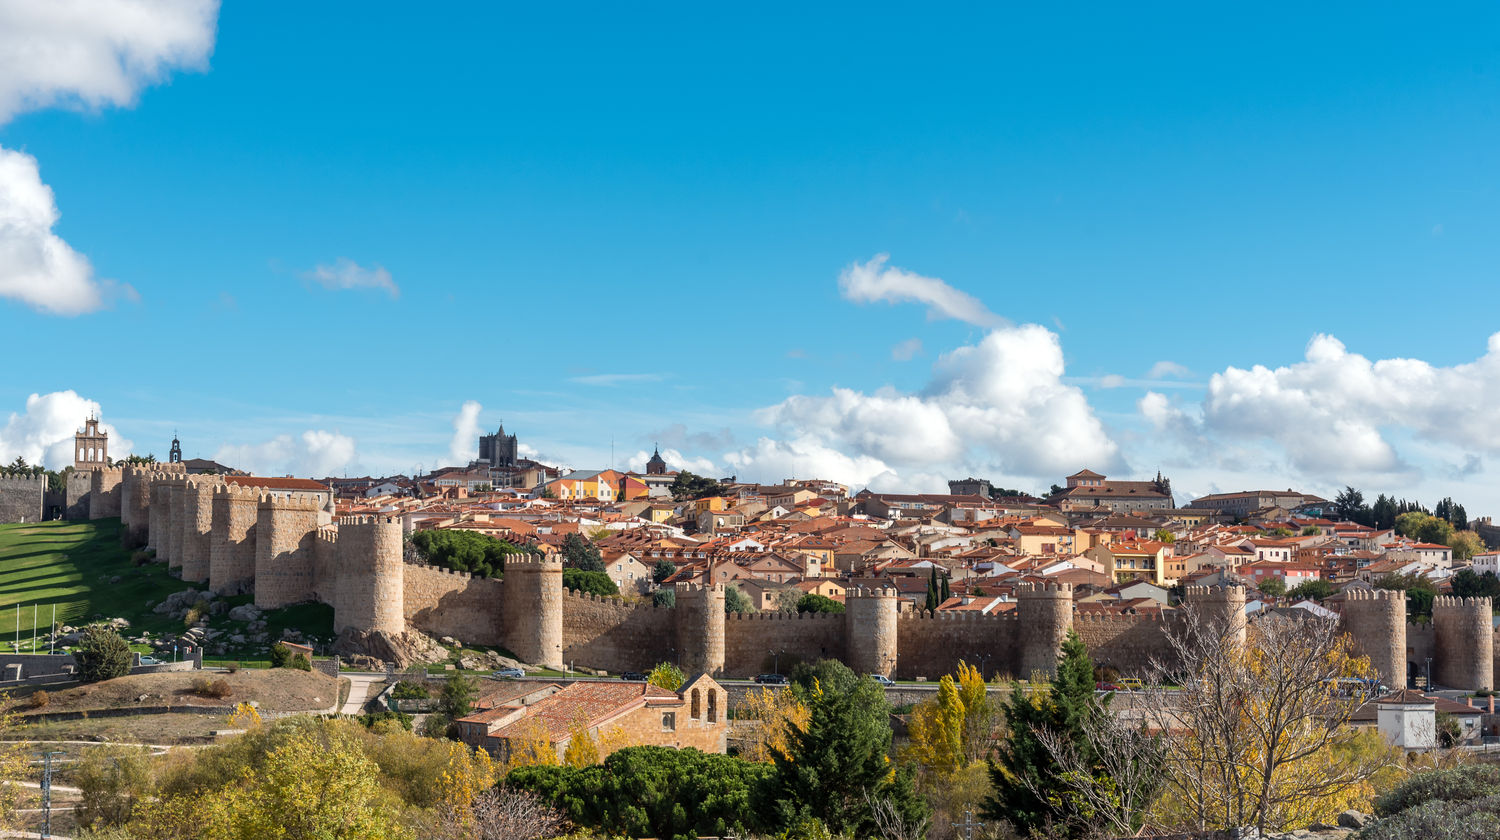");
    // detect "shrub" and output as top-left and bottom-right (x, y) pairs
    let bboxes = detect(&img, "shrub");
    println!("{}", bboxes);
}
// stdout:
(392, 680), (430, 700)
(357, 710), (413, 731)
(652, 588), (676, 608)
(795, 593), (845, 614)
(191, 677), (233, 699)
(269, 643), (312, 670)
(130, 549), (154, 567)
(224, 662), (241, 674)
(562, 568), (618, 597)
(420, 712), (453, 739)
(1359, 793), (1500, 840)
(1375, 765), (1500, 817)
(29, 690), (49, 709)
(74, 625), (133, 684)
